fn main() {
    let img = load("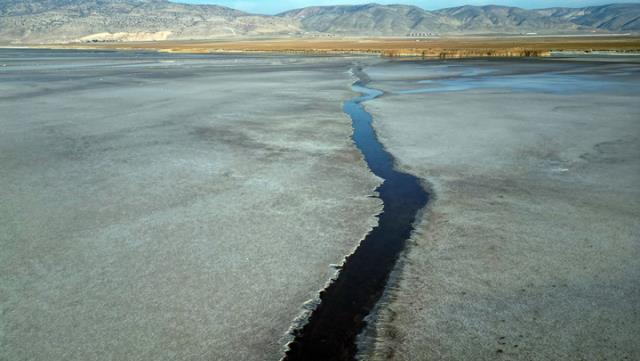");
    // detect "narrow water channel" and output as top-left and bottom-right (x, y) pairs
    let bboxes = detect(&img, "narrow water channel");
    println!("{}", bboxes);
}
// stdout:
(283, 68), (429, 361)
